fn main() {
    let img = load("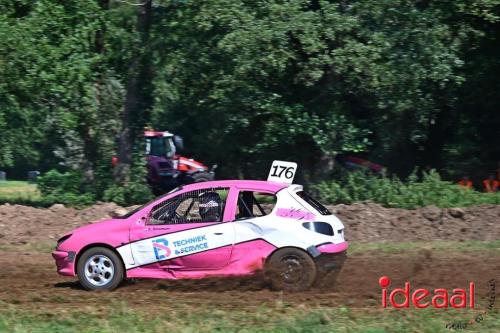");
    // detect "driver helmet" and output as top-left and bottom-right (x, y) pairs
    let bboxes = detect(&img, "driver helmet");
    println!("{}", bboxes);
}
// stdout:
(198, 191), (222, 221)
